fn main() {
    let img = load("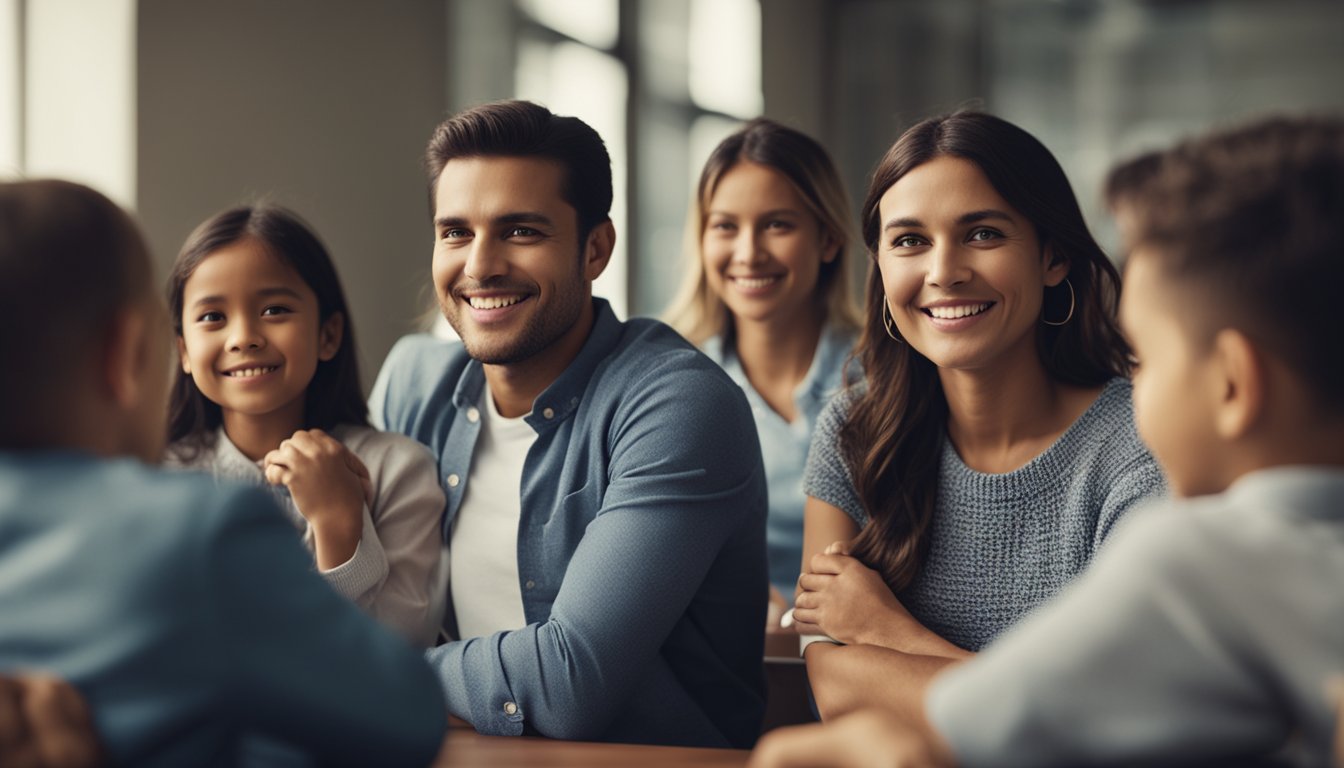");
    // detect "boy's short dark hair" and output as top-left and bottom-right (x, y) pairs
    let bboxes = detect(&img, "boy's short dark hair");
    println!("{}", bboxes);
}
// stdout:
(1112, 116), (1344, 405)
(424, 100), (613, 240)
(0, 180), (153, 447)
